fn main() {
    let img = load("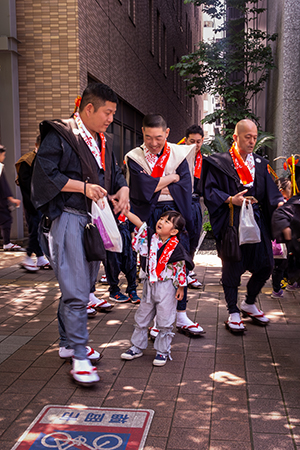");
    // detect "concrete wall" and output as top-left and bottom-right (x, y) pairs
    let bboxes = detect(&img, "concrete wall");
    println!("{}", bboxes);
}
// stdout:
(266, 0), (300, 174)
(0, 0), (23, 239)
